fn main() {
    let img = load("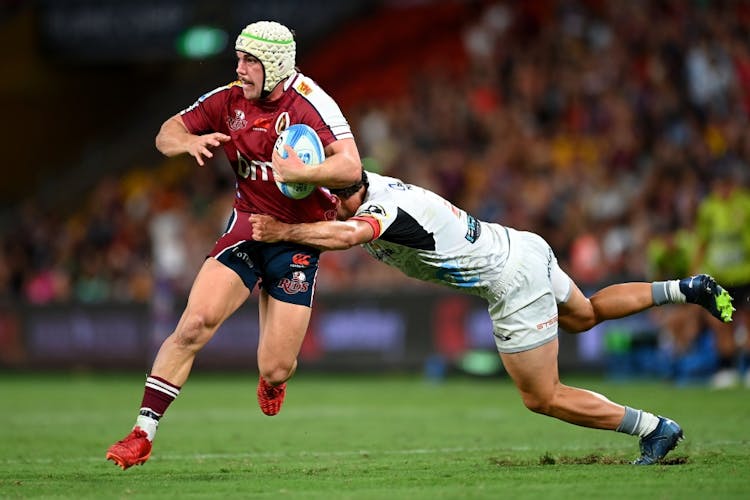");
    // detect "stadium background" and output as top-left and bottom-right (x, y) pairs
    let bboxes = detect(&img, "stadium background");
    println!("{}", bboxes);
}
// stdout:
(1, 0), (748, 381)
